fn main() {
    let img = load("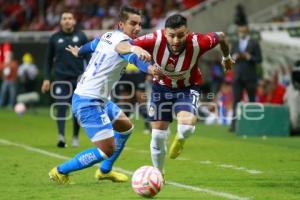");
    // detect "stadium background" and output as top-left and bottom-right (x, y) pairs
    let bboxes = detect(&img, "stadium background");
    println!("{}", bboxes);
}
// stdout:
(1, 0), (300, 105)
(1, 0), (300, 199)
